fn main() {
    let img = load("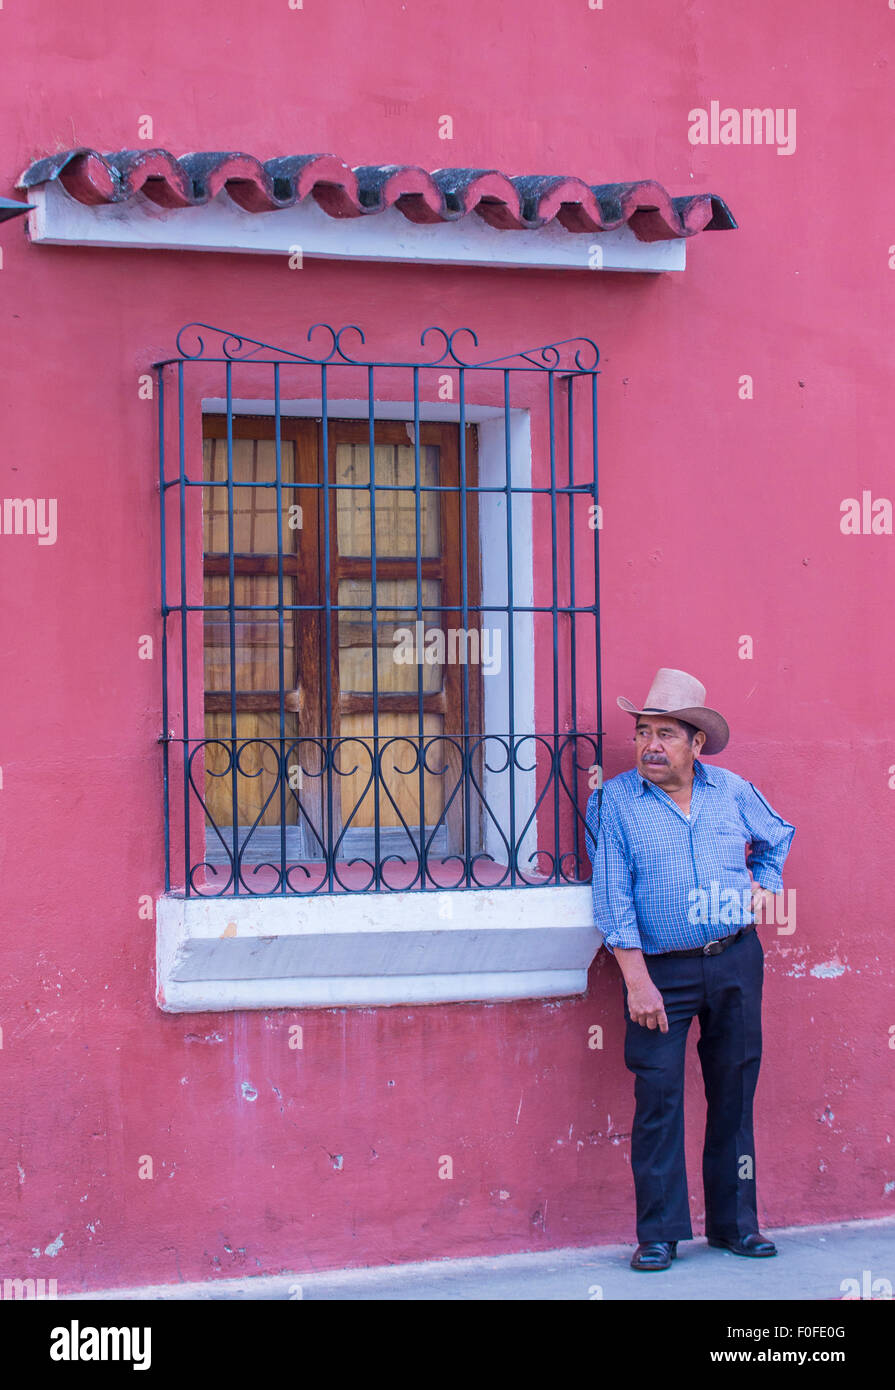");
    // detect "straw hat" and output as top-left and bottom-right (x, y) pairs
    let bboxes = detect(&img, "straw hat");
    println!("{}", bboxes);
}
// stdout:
(617, 667), (729, 755)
